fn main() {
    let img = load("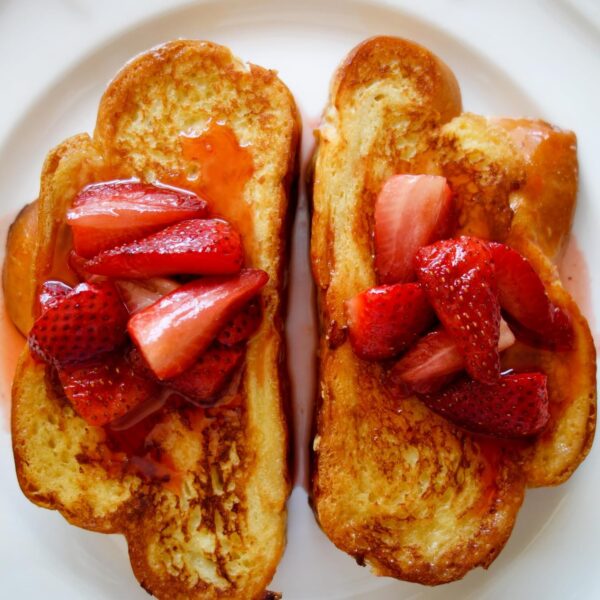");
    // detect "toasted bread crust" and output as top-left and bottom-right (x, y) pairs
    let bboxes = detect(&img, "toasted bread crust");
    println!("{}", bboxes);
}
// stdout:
(3, 201), (38, 335)
(9, 40), (299, 599)
(310, 36), (595, 584)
